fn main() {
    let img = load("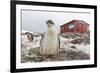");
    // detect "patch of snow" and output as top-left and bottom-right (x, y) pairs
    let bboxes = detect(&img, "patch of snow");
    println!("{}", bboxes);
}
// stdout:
(75, 44), (90, 55)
